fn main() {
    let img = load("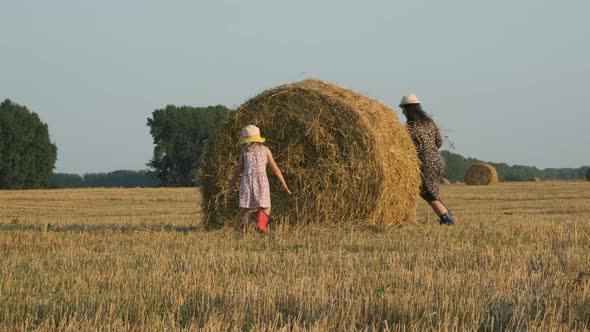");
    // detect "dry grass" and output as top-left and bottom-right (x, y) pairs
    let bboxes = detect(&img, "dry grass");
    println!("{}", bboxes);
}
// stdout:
(0, 182), (589, 330)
